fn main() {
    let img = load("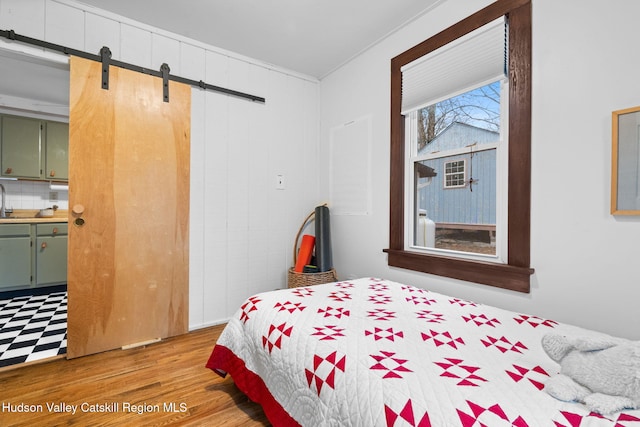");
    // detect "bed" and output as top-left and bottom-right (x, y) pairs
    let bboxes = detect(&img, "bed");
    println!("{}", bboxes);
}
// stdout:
(206, 277), (640, 426)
